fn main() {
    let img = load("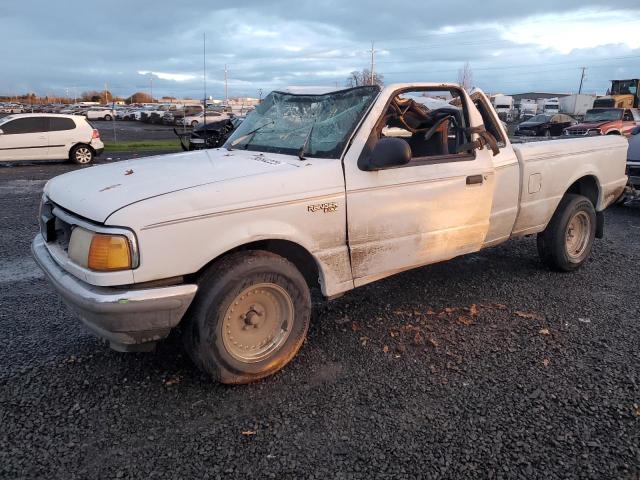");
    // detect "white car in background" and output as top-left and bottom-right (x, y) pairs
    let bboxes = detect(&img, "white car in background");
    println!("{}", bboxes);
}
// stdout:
(86, 108), (116, 121)
(0, 103), (25, 114)
(116, 107), (137, 120)
(0, 114), (104, 164)
(133, 105), (158, 121)
(177, 111), (229, 128)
